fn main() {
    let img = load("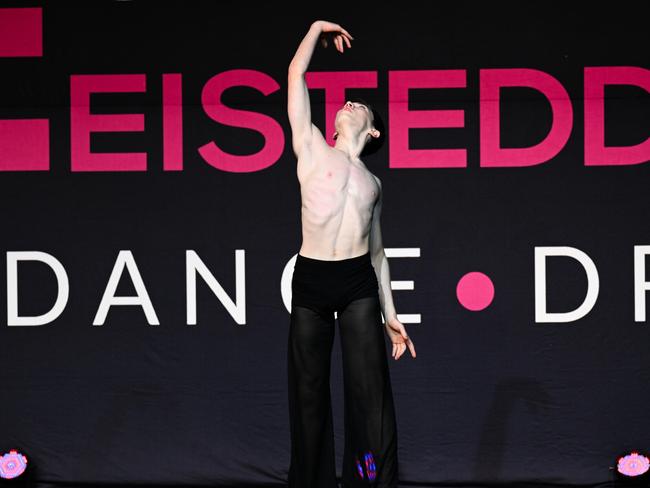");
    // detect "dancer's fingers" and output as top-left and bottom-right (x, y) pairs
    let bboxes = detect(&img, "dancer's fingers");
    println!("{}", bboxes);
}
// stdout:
(340, 28), (354, 40)
(408, 341), (416, 358)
